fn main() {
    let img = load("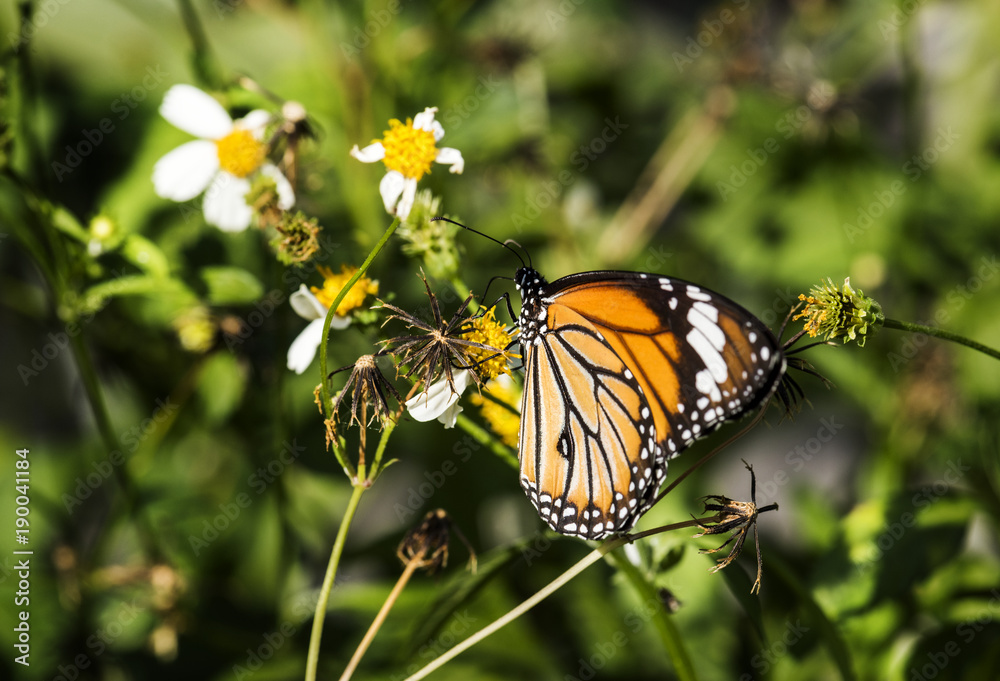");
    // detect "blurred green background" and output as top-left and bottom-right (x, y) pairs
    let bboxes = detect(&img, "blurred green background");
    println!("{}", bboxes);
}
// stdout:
(2, 0), (1000, 679)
